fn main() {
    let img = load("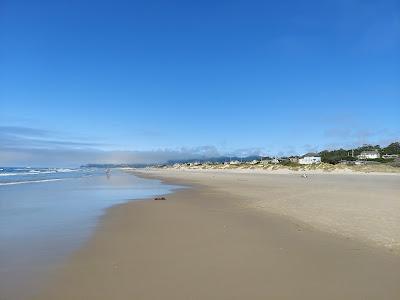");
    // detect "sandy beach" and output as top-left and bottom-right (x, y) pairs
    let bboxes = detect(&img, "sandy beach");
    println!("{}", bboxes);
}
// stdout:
(4, 0), (399, 298)
(143, 168), (400, 250)
(34, 169), (400, 299)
